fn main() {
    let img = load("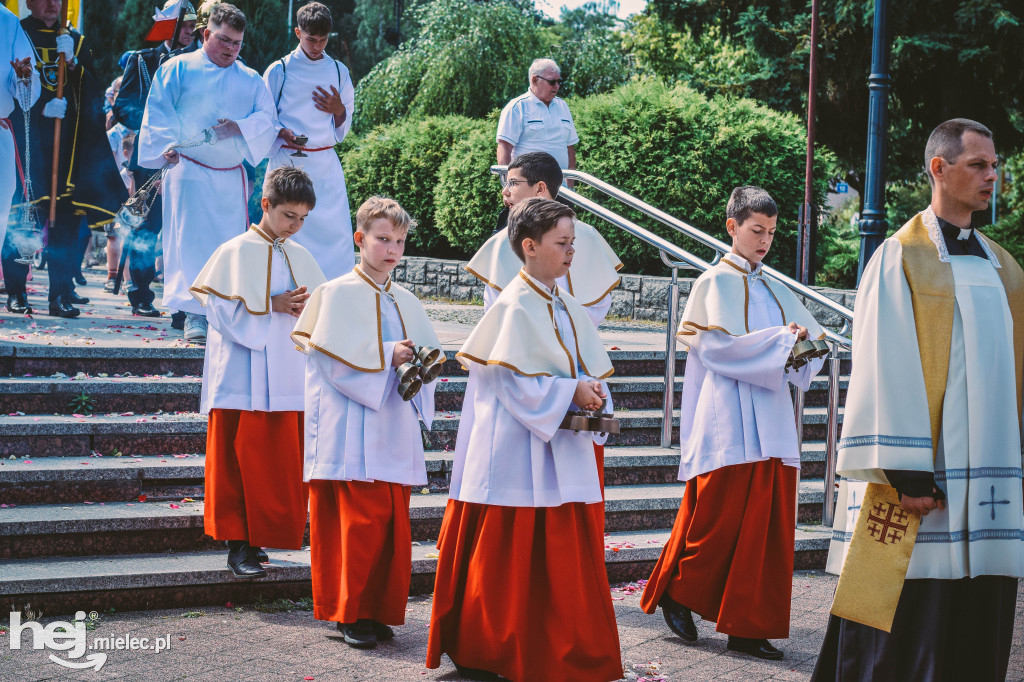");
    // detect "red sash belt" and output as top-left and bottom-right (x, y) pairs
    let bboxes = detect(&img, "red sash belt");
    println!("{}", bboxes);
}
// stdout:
(178, 153), (249, 228)
(282, 144), (334, 153)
